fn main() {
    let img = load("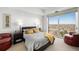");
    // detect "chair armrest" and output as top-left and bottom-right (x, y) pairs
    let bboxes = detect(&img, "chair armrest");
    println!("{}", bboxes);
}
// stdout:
(0, 37), (11, 44)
